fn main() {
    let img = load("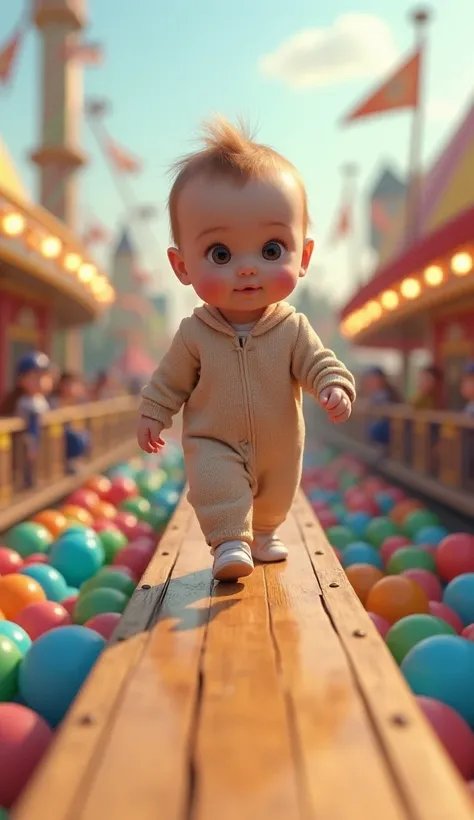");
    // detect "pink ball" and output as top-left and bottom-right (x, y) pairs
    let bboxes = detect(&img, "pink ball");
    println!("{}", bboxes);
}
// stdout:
(114, 512), (140, 540)
(368, 612), (391, 638)
(311, 500), (330, 513)
(317, 510), (339, 530)
(381, 536), (412, 567)
(416, 696), (474, 780)
(0, 703), (53, 808)
(112, 545), (151, 580)
(61, 594), (78, 616)
(66, 488), (100, 512)
(429, 600), (464, 634)
(0, 547), (23, 575)
(403, 569), (443, 602)
(23, 553), (49, 566)
(15, 601), (71, 640)
(461, 624), (474, 641)
(85, 612), (122, 640)
(133, 521), (154, 539)
(105, 476), (138, 506)
(436, 533), (474, 582)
